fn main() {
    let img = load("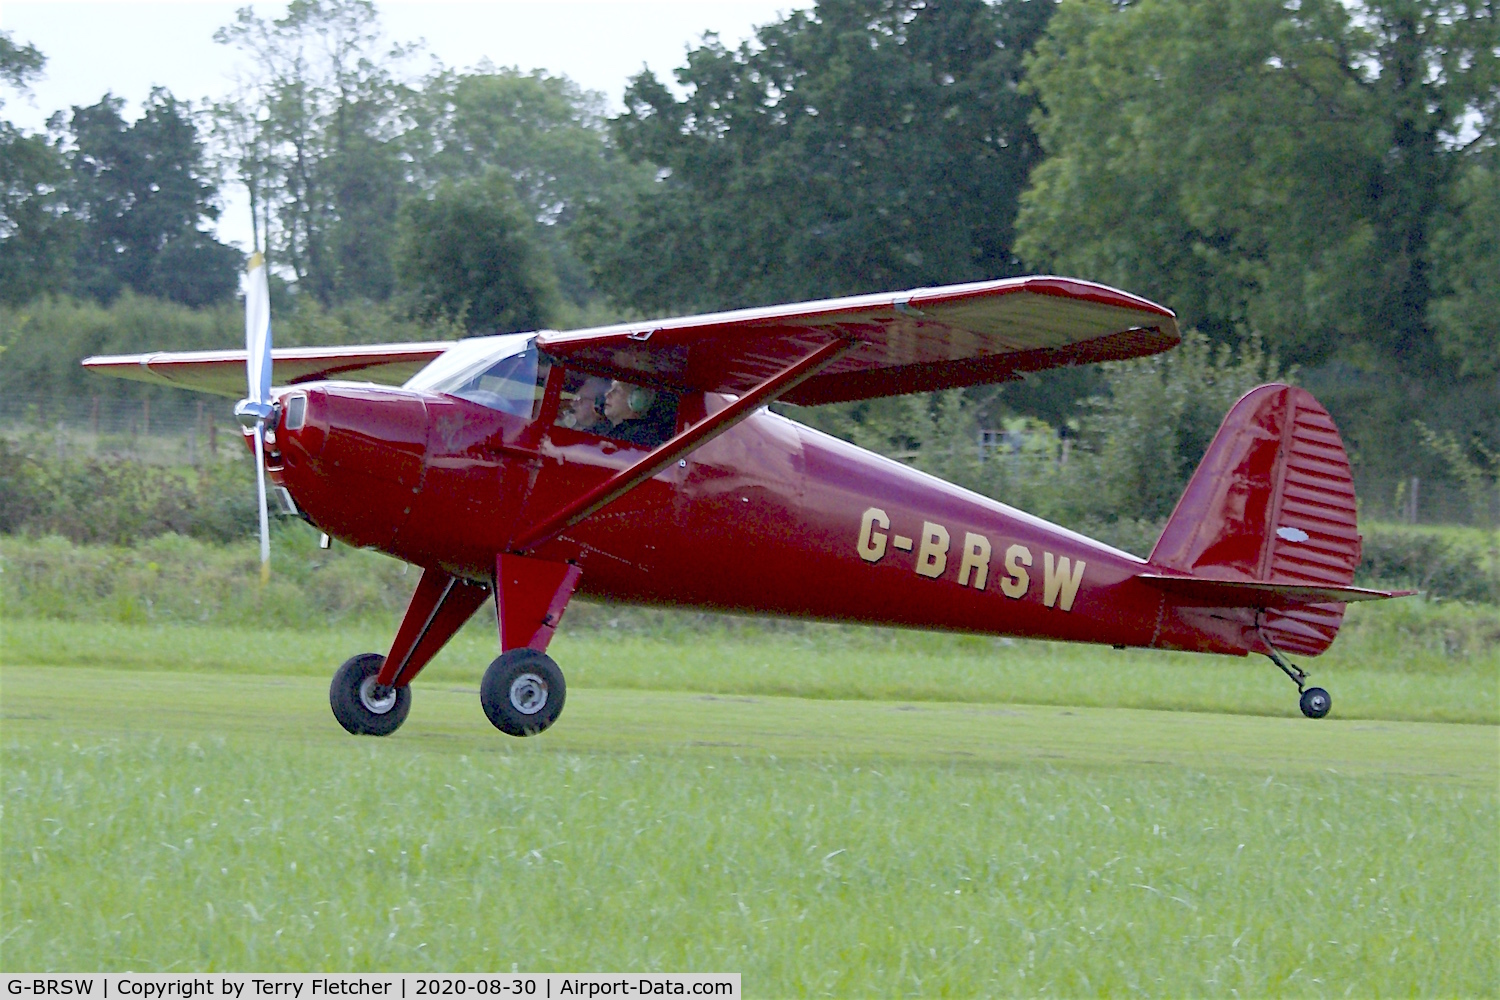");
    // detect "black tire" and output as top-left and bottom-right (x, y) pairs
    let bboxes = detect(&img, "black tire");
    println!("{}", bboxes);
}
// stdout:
(480, 649), (566, 736)
(1299, 686), (1332, 719)
(330, 653), (411, 736)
